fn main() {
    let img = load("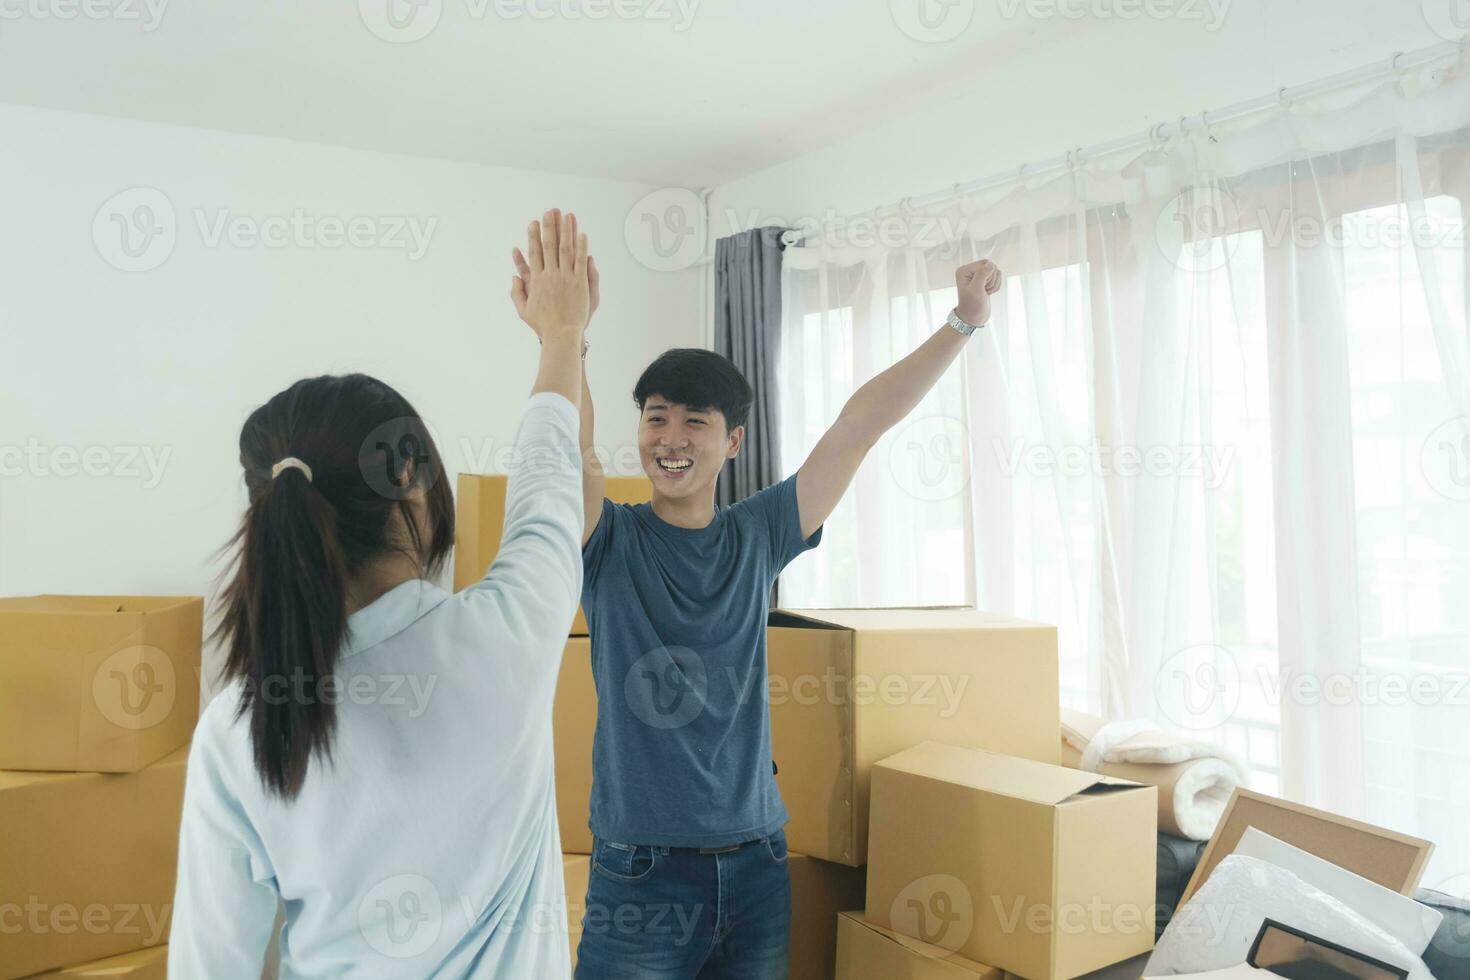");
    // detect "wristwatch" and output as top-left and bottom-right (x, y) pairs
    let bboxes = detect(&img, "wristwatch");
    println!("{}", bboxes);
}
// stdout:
(945, 307), (986, 336)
